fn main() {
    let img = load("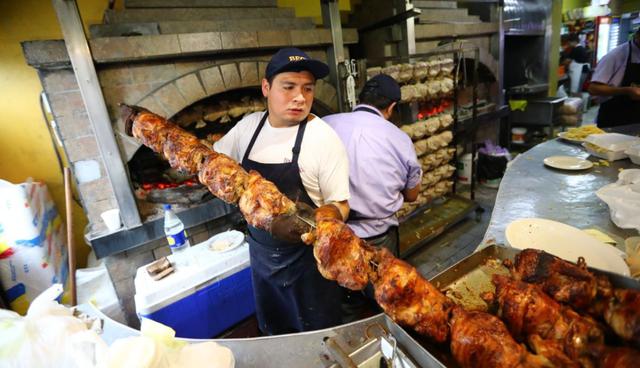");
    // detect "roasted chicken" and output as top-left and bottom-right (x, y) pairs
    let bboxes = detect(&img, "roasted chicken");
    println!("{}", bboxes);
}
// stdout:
(126, 108), (173, 153)
(604, 289), (640, 347)
(510, 249), (612, 311)
(450, 307), (552, 368)
(511, 249), (640, 347)
(238, 170), (296, 229)
(492, 274), (605, 367)
(311, 218), (375, 290)
(197, 152), (248, 204)
(590, 346), (640, 368)
(371, 248), (453, 343)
